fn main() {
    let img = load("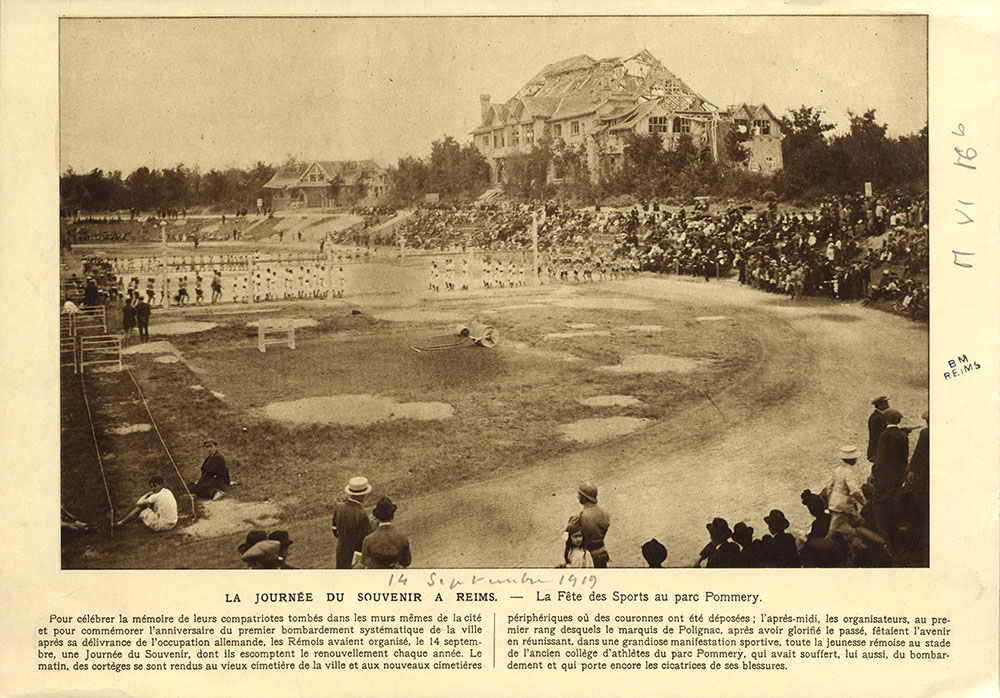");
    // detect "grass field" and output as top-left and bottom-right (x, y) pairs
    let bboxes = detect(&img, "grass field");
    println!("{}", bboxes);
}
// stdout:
(61, 253), (928, 569)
